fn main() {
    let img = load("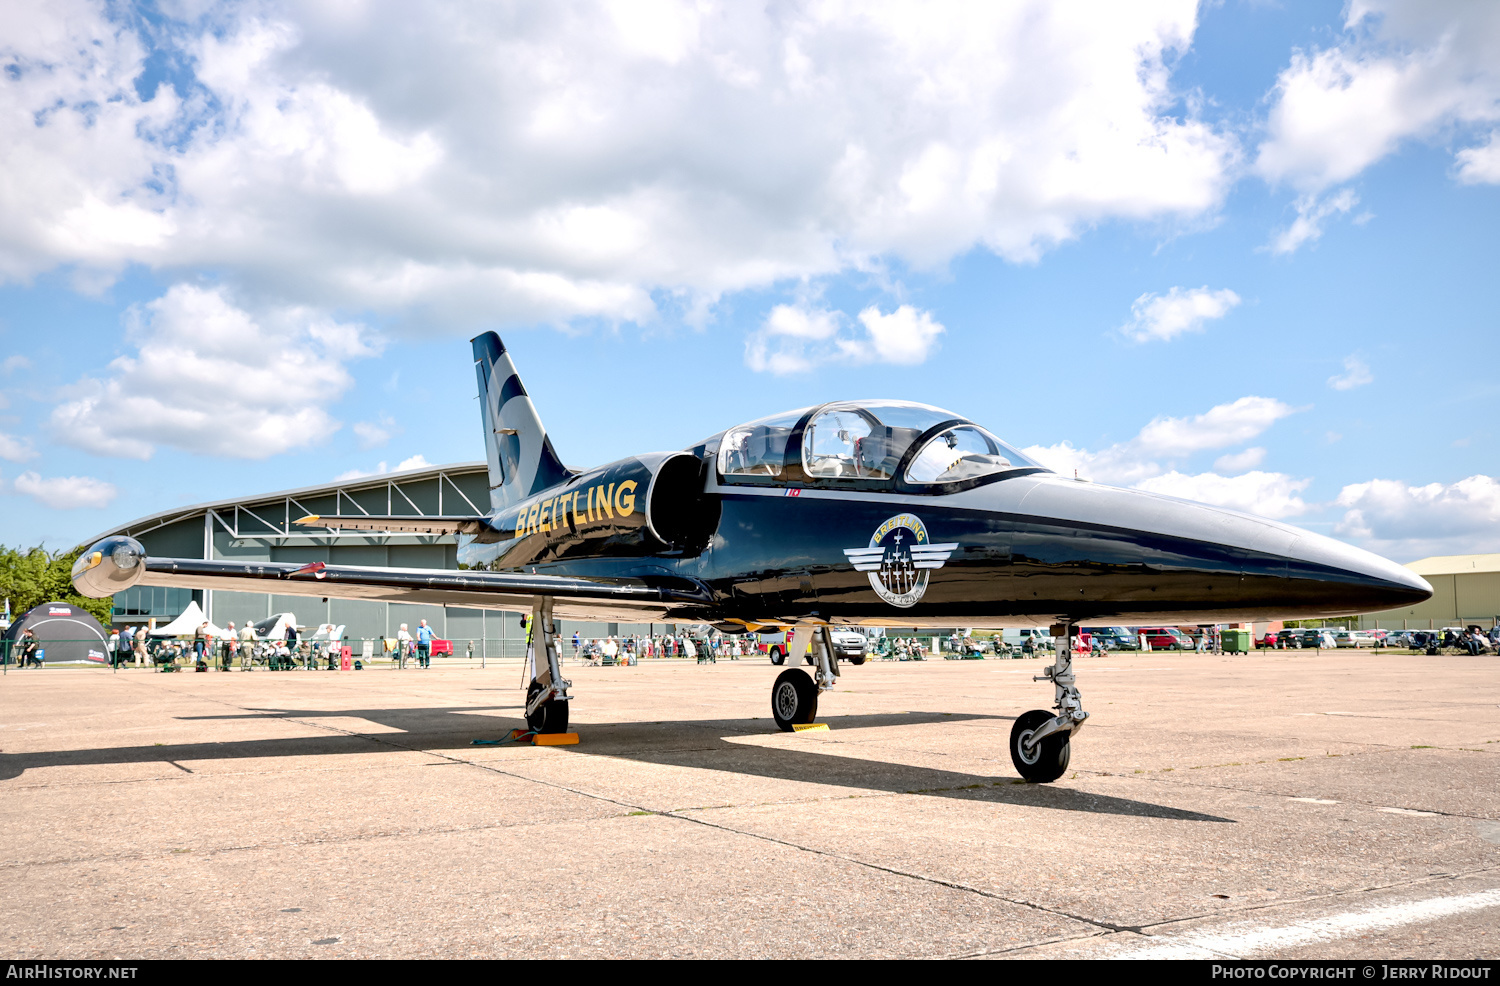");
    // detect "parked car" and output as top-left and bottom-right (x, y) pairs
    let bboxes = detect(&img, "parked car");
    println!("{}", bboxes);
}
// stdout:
(1306, 629), (1338, 649)
(1332, 630), (1376, 648)
(1138, 627), (1194, 650)
(764, 629), (867, 665)
(1085, 627), (1137, 651)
